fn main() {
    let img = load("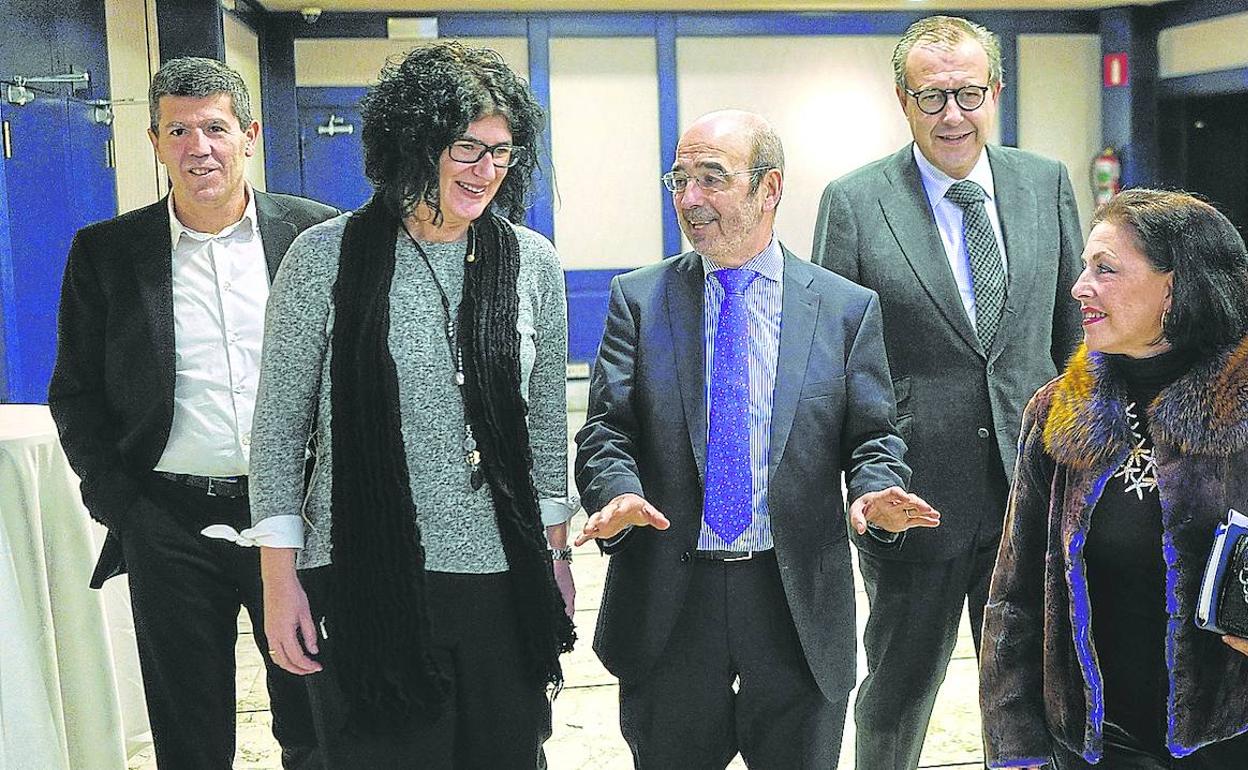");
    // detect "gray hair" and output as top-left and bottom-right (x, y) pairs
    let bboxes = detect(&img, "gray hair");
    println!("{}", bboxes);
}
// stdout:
(148, 57), (253, 130)
(747, 120), (785, 197)
(892, 16), (1004, 91)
